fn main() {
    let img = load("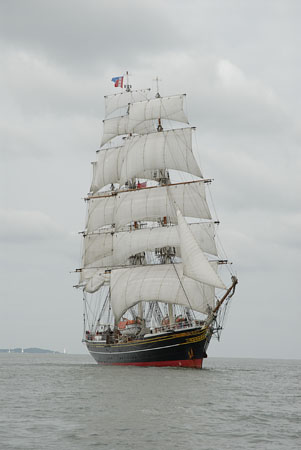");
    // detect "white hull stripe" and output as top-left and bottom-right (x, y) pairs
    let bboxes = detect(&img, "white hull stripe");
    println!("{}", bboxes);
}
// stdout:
(88, 342), (180, 355)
